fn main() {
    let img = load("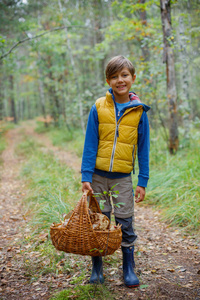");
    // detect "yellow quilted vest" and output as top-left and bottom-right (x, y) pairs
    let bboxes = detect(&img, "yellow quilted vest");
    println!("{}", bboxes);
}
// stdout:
(95, 91), (143, 173)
